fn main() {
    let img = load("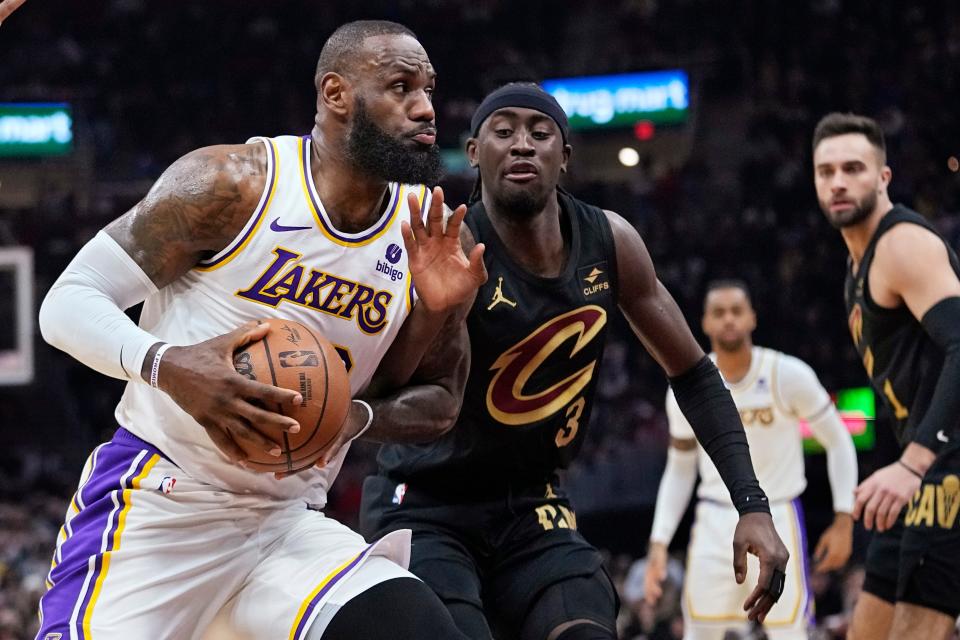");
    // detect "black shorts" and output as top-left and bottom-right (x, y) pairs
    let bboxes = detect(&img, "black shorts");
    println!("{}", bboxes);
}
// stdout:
(897, 441), (960, 617)
(863, 441), (960, 617)
(359, 473), (618, 638)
